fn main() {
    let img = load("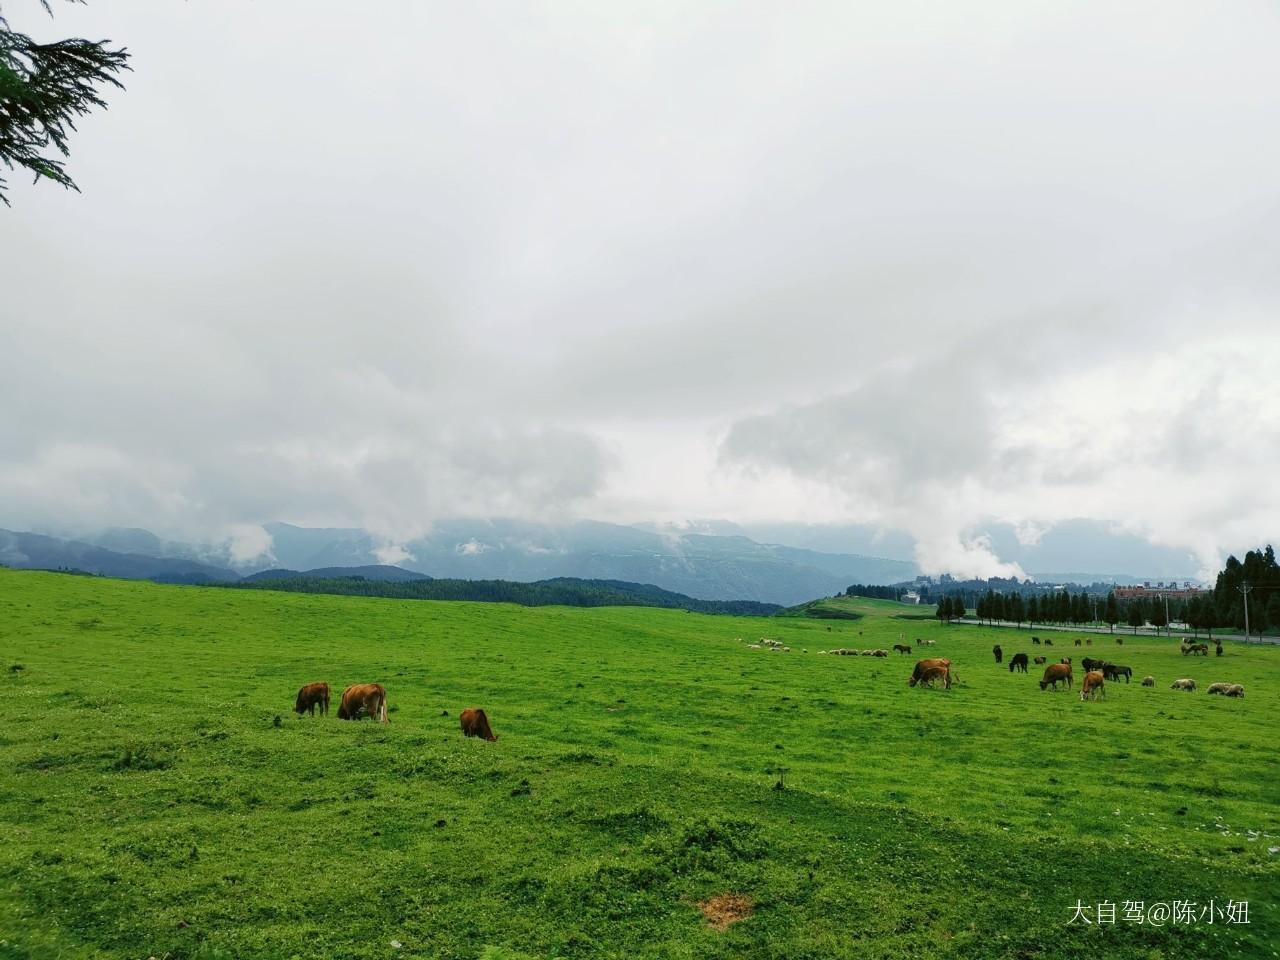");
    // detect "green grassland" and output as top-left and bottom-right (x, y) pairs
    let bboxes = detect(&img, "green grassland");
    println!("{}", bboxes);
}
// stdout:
(1, 571), (1276, 960)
